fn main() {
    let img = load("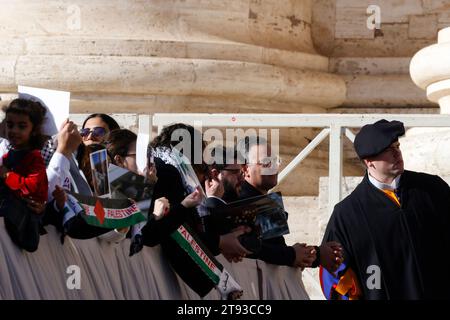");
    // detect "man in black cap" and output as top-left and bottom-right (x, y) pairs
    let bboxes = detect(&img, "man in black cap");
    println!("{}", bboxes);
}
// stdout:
(320, 119), (450, 300)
